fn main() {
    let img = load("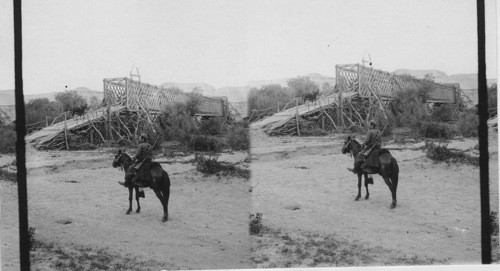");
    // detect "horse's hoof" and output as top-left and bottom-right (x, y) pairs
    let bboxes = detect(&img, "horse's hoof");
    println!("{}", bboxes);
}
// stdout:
(136, 209), (141, 213)
(390, 202), (397, 209)
(161, 216), (168, 222)
(365, 195), (369, 200)
(126, 210), (132, 215)
(354, 195), (361, 201)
